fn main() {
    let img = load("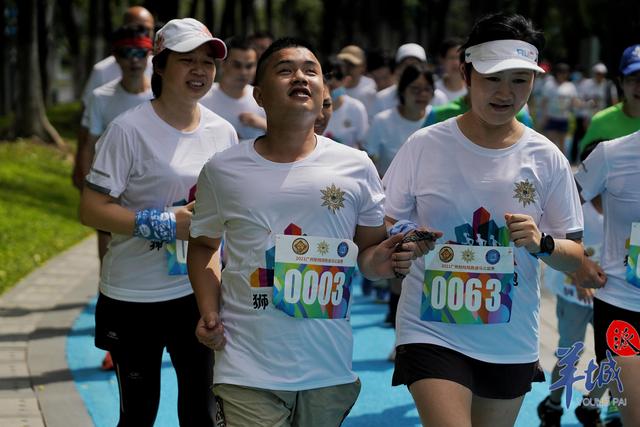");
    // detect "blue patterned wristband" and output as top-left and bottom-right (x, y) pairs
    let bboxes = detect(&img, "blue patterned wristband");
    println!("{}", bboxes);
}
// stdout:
(133, 209), (176, 243)
(388, 220), (419, 236)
